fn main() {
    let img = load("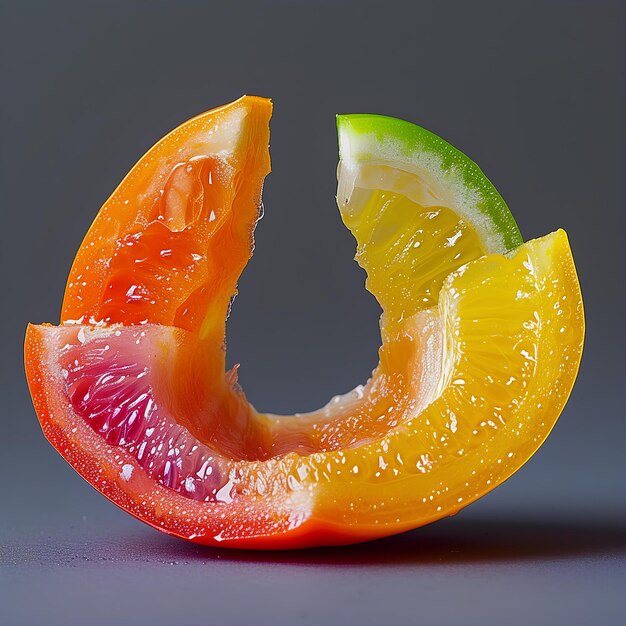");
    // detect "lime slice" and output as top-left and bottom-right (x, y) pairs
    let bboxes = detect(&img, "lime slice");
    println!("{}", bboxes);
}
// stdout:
(337, 114), (522, 322)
